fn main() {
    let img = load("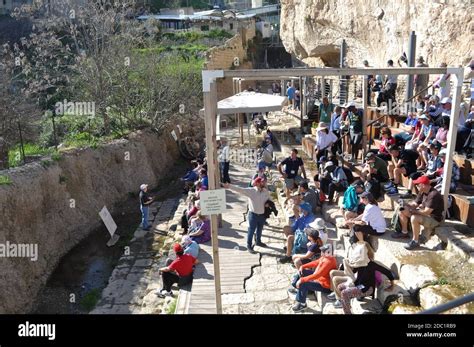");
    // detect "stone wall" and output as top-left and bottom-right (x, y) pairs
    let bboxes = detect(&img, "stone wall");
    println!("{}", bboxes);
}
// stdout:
(280, 0), (473, 68)
(0, 129), (181, 313)
(204, 29), (256, 101)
